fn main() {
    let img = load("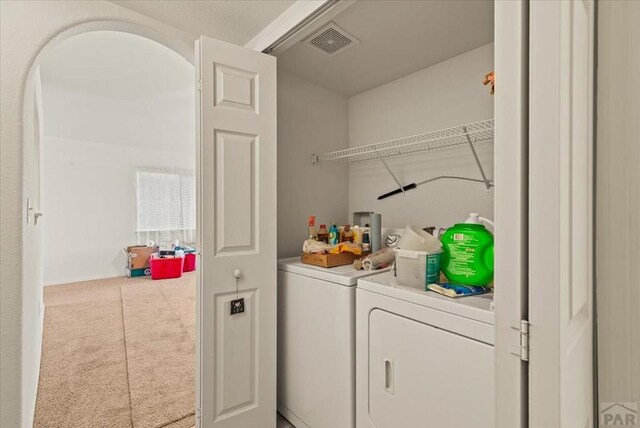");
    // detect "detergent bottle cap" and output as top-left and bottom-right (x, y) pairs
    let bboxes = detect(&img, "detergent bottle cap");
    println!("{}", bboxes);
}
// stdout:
(465, 212), (494, 229)
(466, 213), (481, 224)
